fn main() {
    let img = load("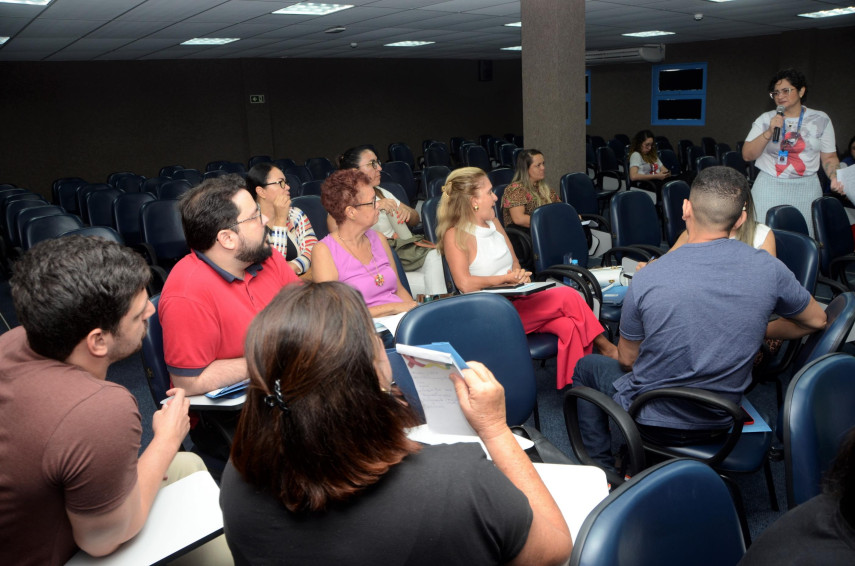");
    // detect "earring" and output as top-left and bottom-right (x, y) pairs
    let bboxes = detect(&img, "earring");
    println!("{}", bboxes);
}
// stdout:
(473, 205), (479, 211)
